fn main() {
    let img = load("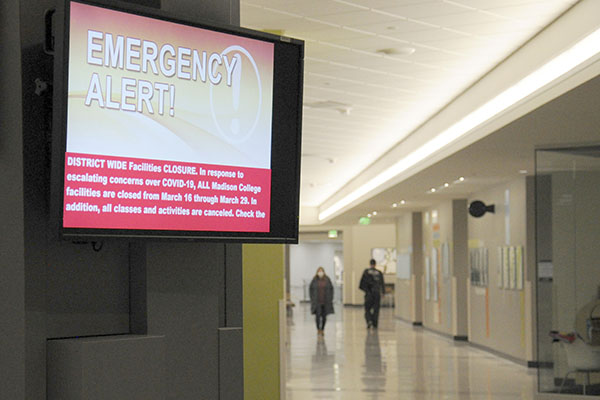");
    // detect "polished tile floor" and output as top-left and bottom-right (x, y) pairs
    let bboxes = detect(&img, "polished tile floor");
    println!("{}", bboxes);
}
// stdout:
(285, 304), (537, 399)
